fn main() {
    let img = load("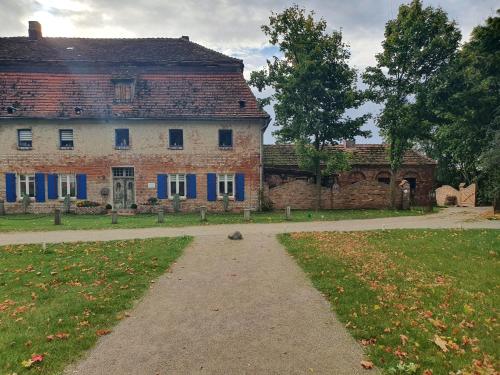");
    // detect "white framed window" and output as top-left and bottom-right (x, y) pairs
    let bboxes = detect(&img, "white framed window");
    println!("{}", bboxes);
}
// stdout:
(58, 174), (77, 199)
(18, 174), (35, 198)
(217, 173), (234, 198)
(169, 174), (186, 198)
(18, 129), (33, 148)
